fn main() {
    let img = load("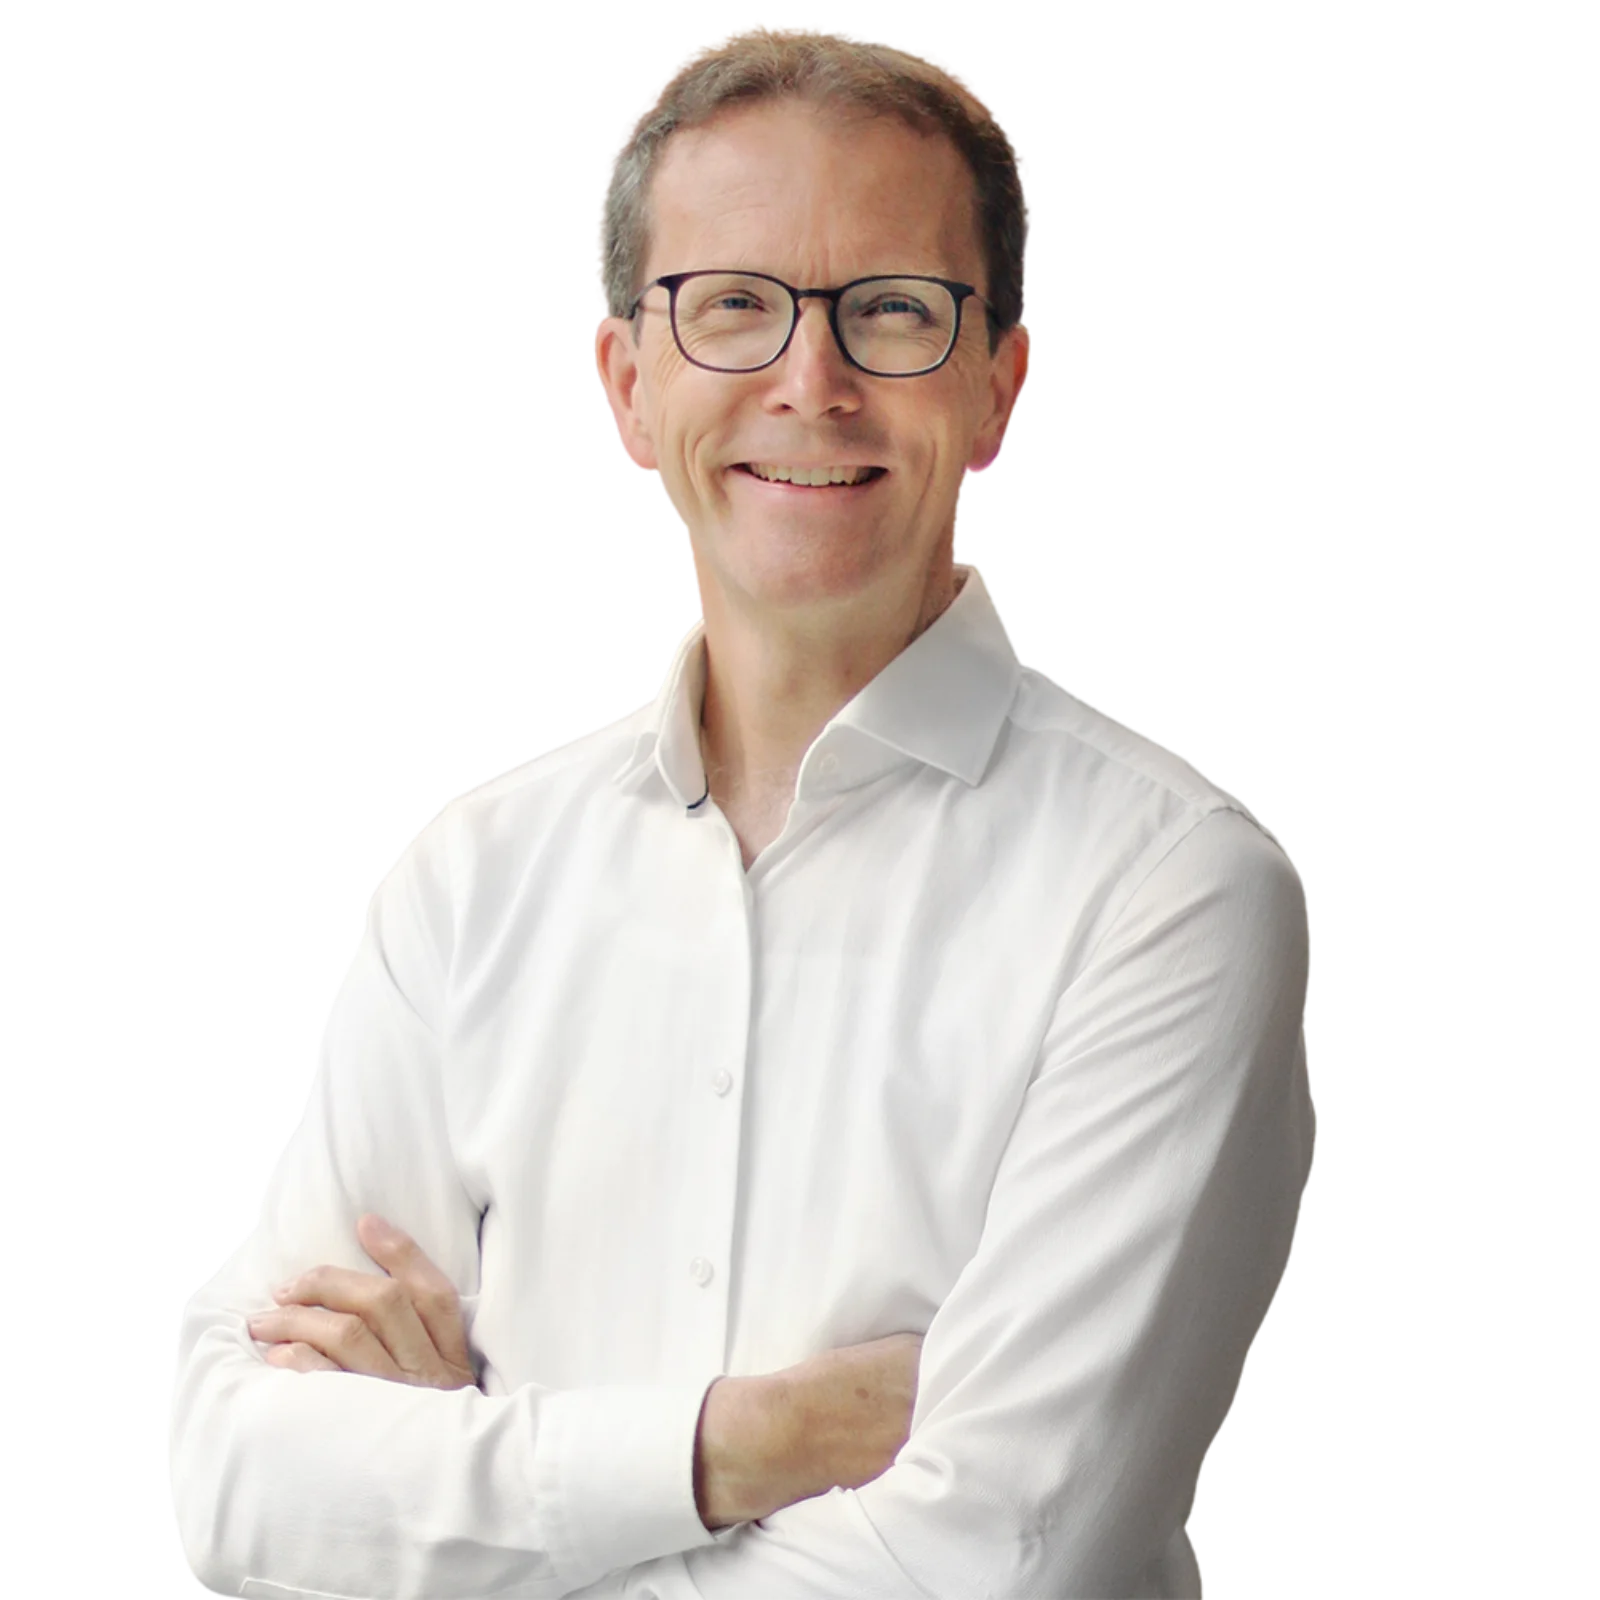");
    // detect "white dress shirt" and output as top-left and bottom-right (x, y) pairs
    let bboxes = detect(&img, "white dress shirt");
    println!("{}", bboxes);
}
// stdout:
(172, 565), (1313, 1600)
